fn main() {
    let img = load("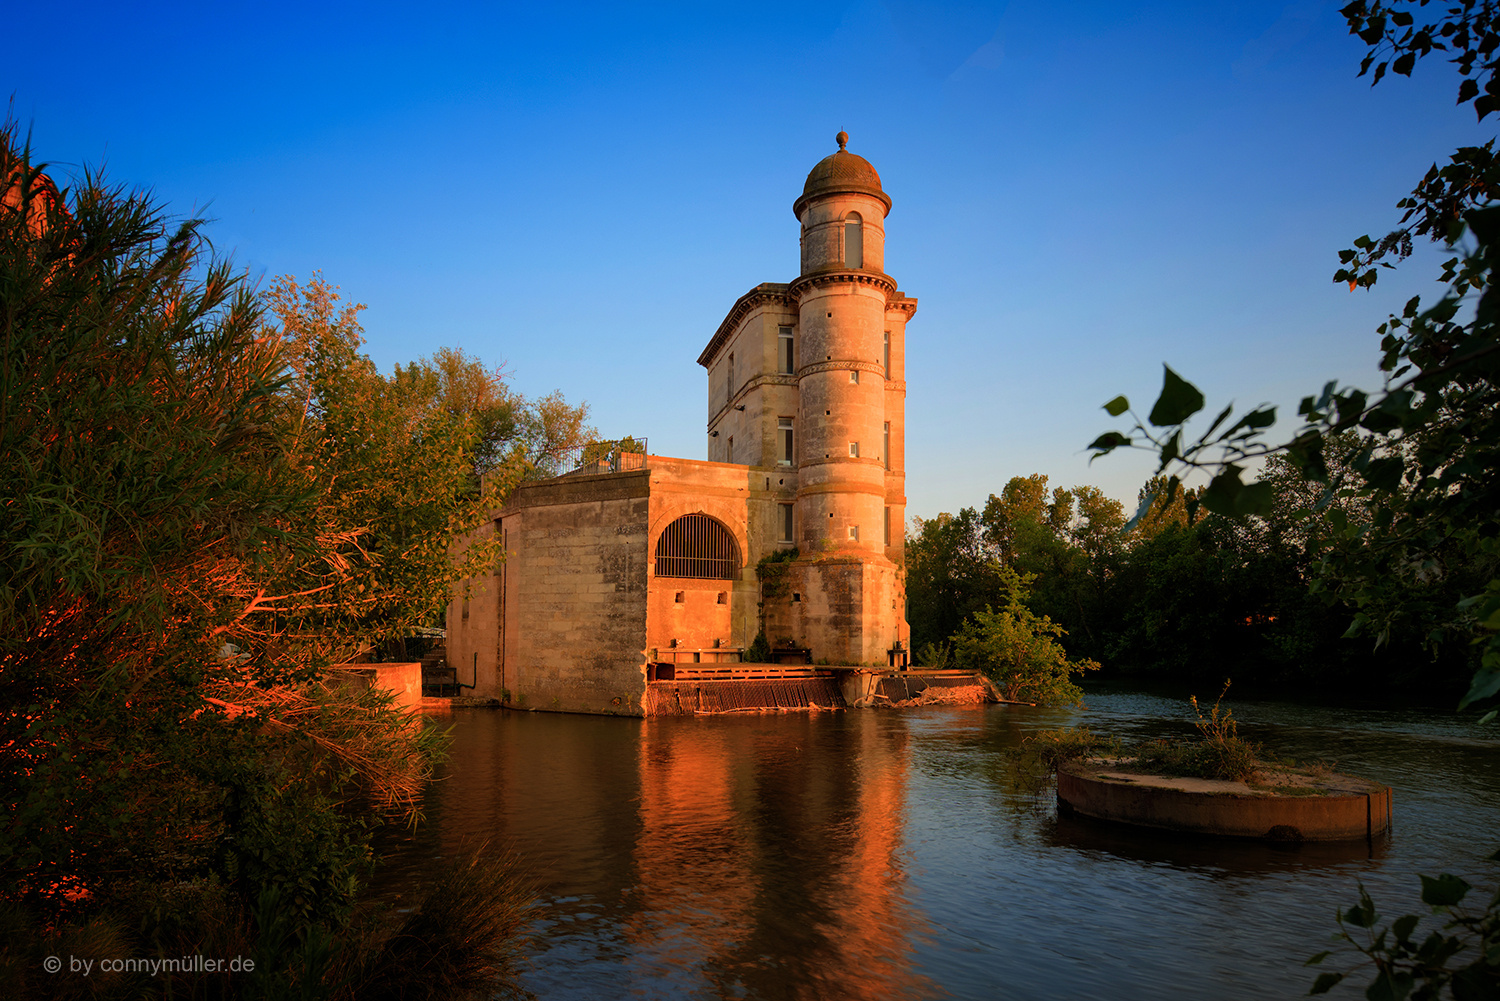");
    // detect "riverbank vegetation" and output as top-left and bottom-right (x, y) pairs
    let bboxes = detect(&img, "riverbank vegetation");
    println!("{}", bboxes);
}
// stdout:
(1085, 1), (1500, 716)
(0, 122), (579, 997)
(907, 453), (1467, 705)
